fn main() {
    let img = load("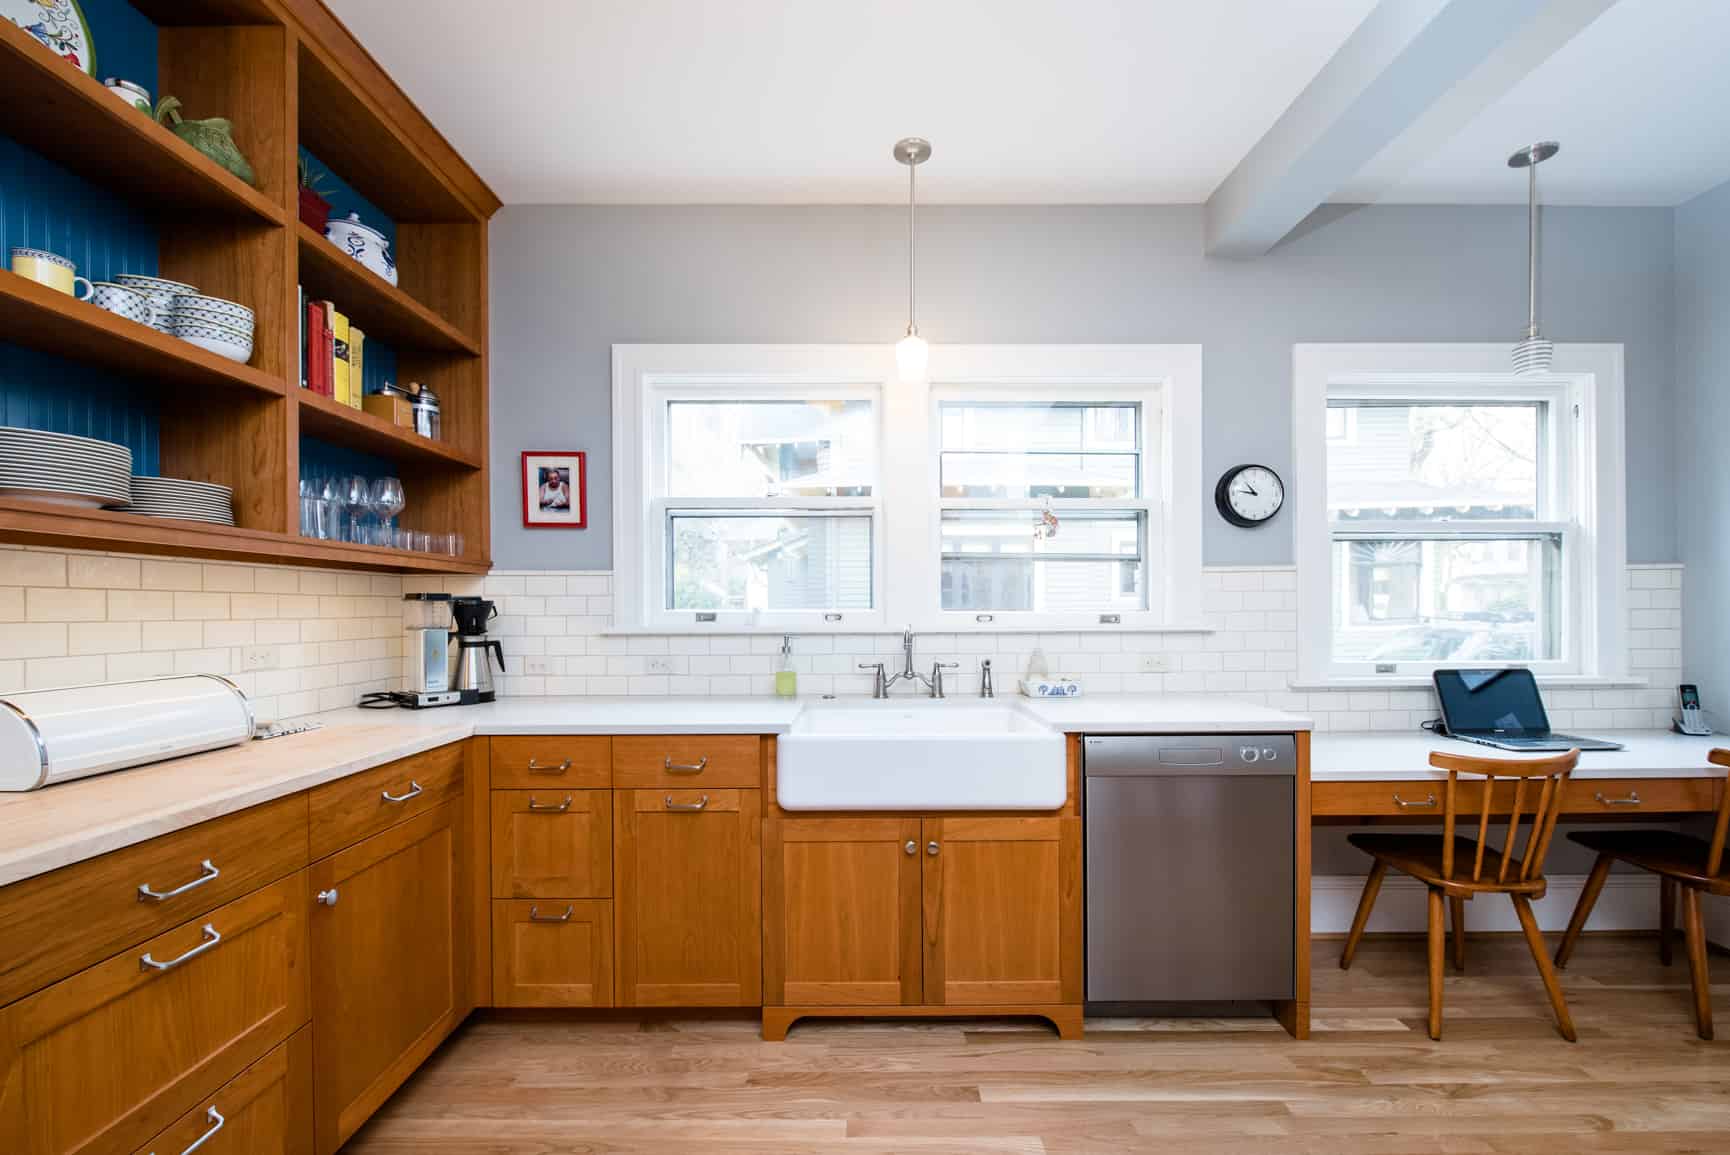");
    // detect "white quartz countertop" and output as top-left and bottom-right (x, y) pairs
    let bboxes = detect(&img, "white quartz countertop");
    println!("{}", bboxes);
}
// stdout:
(1312, 730), (1728, 781)
(0, 693), (1310, 887)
